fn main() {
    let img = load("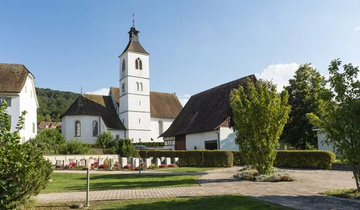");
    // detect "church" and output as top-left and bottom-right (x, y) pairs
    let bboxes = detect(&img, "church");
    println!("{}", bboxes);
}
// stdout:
(61, 23), (182, 144)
